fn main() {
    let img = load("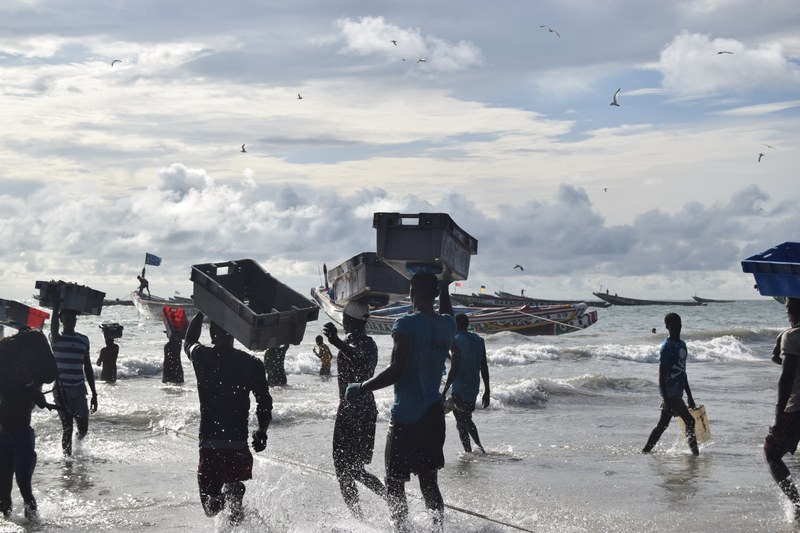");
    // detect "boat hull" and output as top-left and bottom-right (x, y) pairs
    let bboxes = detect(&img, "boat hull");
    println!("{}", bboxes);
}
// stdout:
(593, 292), (705, 306)
(311, 287), (598, 336)
(131, 292), (198, 321)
